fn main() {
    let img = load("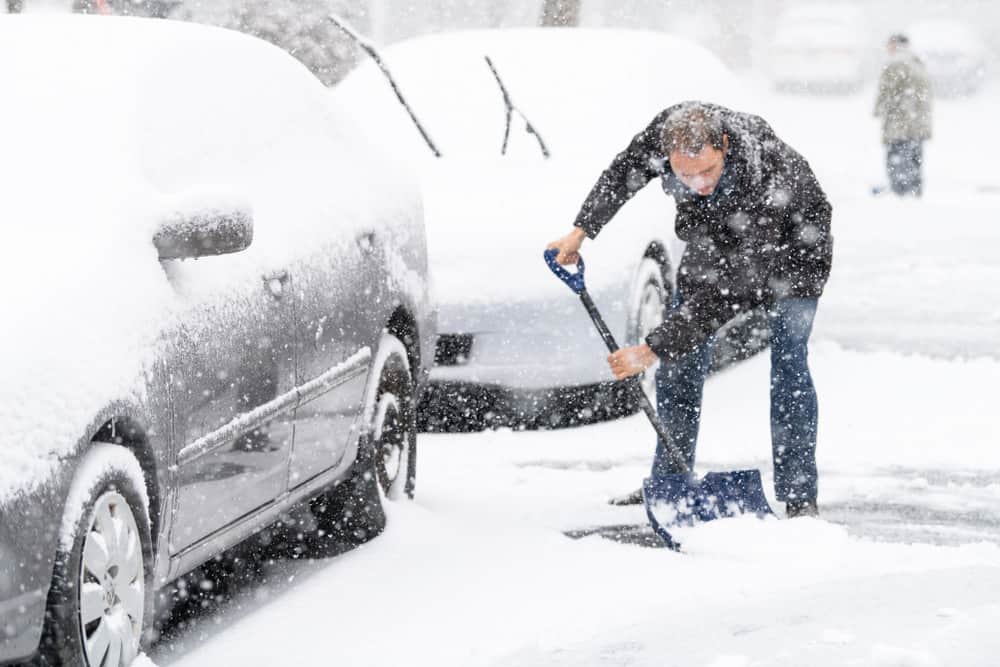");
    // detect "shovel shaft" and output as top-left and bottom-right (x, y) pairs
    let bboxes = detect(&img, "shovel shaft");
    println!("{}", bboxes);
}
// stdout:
(578, 289), (690, 475)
